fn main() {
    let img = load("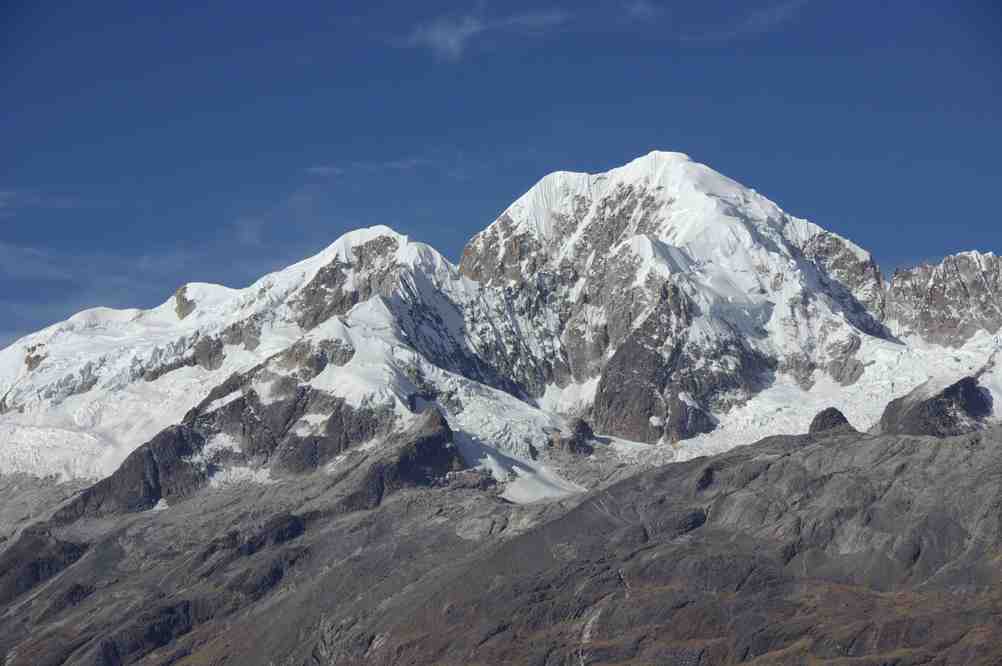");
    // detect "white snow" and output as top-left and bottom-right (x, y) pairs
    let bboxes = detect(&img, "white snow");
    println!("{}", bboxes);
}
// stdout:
(539, 377), (600, 415)
(501, 462), (585, 504)
(209, 466), (275, 487)
(204, 390), (241, 413)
